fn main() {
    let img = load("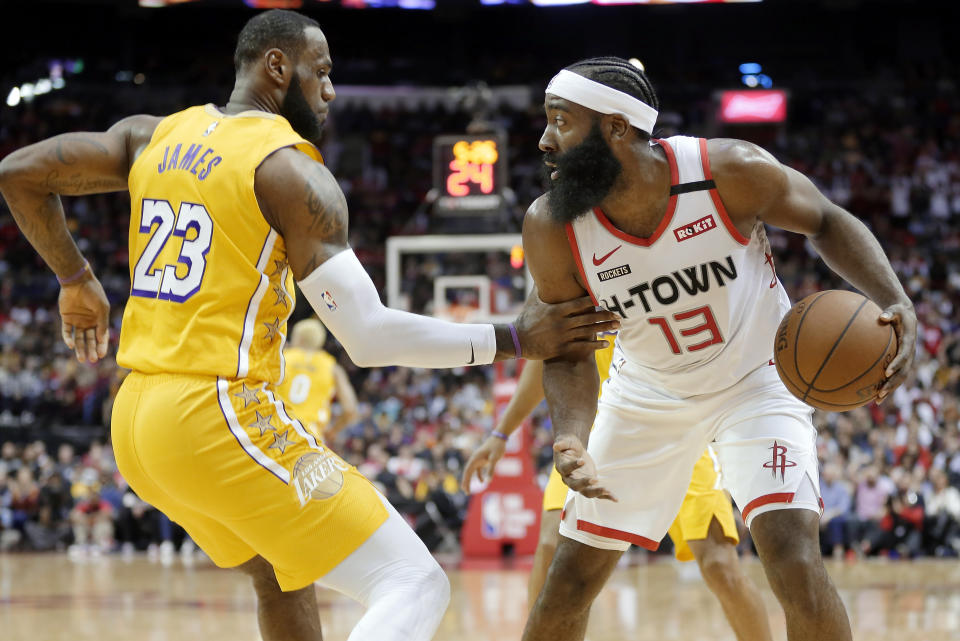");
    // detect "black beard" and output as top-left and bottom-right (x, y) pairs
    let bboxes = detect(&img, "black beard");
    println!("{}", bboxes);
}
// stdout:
(280, 73), (324, 145)
(542, 122), (622, 224)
